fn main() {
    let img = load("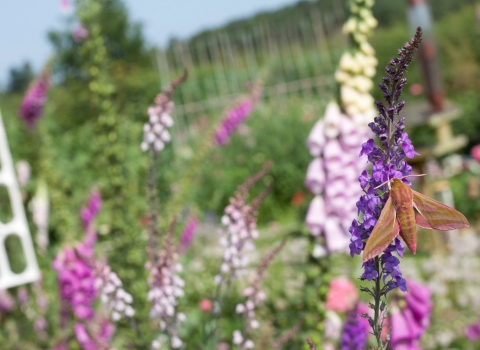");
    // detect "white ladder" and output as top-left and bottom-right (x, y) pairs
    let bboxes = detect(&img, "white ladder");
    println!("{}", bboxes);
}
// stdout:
(0, 109), (40, 289)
